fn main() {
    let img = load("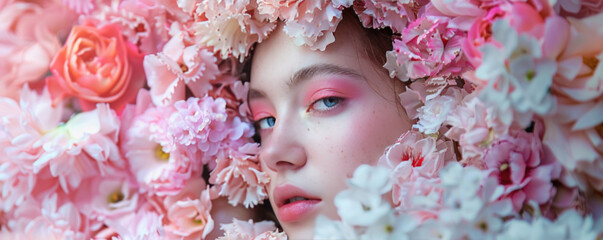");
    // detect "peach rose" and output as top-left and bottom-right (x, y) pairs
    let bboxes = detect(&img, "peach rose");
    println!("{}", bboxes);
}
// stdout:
(47, 20), (144, 113)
